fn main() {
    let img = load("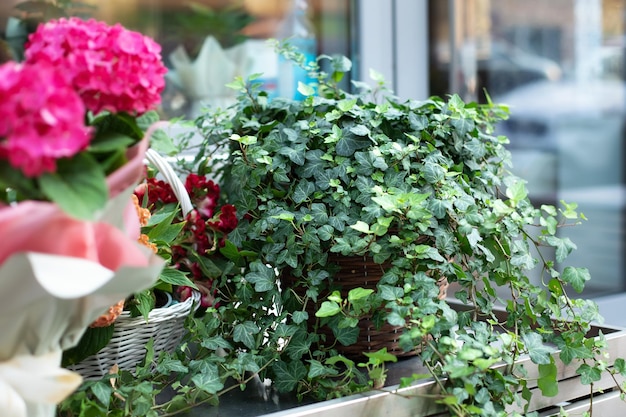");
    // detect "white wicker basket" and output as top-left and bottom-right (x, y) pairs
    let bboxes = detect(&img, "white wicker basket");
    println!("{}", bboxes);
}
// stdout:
(68, 149), (199, 380)
(68, 291), (200, 380)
